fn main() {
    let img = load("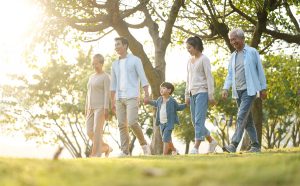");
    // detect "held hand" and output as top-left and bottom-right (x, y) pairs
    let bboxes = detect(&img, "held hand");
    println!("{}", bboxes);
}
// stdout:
(104, 109), (109, 120)
(260, 90), (267, 100)
(111, 103), (116, 115)
(222, 90), (228, 100)
(143, 95), (150, 105)
(185, 98), (190, 106)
